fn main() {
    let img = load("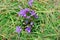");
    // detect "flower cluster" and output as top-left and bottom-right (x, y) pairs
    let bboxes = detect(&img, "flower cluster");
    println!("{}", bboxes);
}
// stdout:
(16, 0), (38, 34)
(18, 8), (38, 19)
